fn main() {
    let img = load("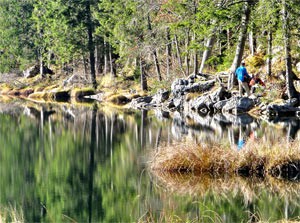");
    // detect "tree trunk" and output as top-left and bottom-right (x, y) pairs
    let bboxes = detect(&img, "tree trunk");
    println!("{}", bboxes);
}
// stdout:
(228, 1), (251, 90)
(95, 45), (98, 76)
(249, 30), (255, 56)
(147, 14), (162, 81)
(95, 44), (100, 76)
(104, 40), (108, 75)
(193, 32), (198, 75)
(139, 56), (148, 91)
(153, 50), (162, 81)
(185, 29), (190, 76)
(174, 34), (185, 76)
(267, 29), (273, 76)
(82, 54), (87, 77)
(109, 44), (116, 78)
(199, 28), (217, 73)
(166, 27), (172, 79)
(47, 50), (53, 68)
(227, 28), (232, 49)
(166, 44), (170, 79)
(39, 52), (44, 78)
(86, 1), (97, 89)
(282, 0), (298, 100)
